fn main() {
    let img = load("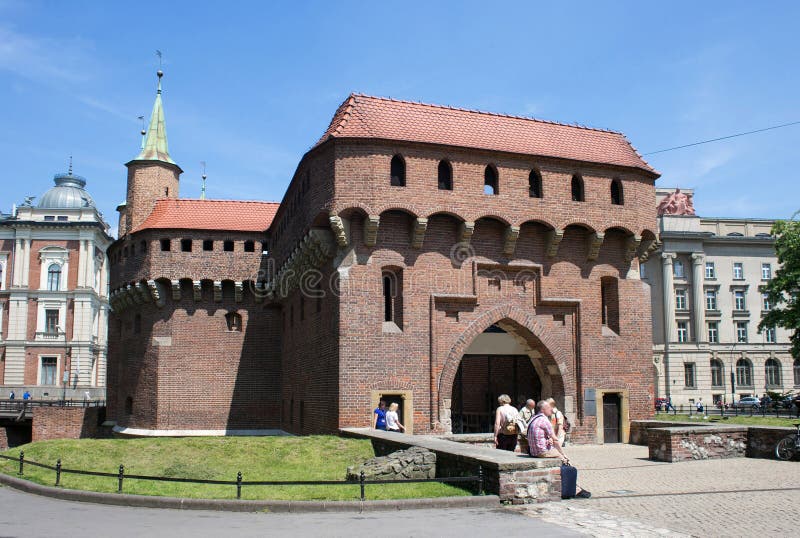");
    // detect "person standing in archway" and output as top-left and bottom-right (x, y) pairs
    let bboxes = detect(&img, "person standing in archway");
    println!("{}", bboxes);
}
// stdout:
(547, 398), (567, 447)
(373, 399), (387, 431)
(517, 399), (536, 455)
(494, 394), (520, 451)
